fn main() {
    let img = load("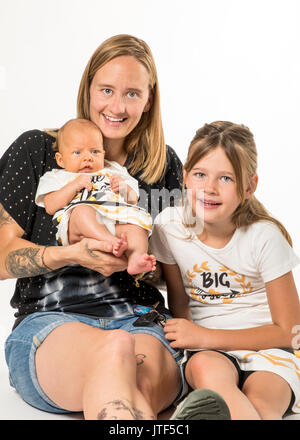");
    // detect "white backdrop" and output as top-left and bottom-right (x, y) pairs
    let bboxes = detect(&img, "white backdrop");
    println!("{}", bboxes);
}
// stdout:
(1, 0), (300, 358)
